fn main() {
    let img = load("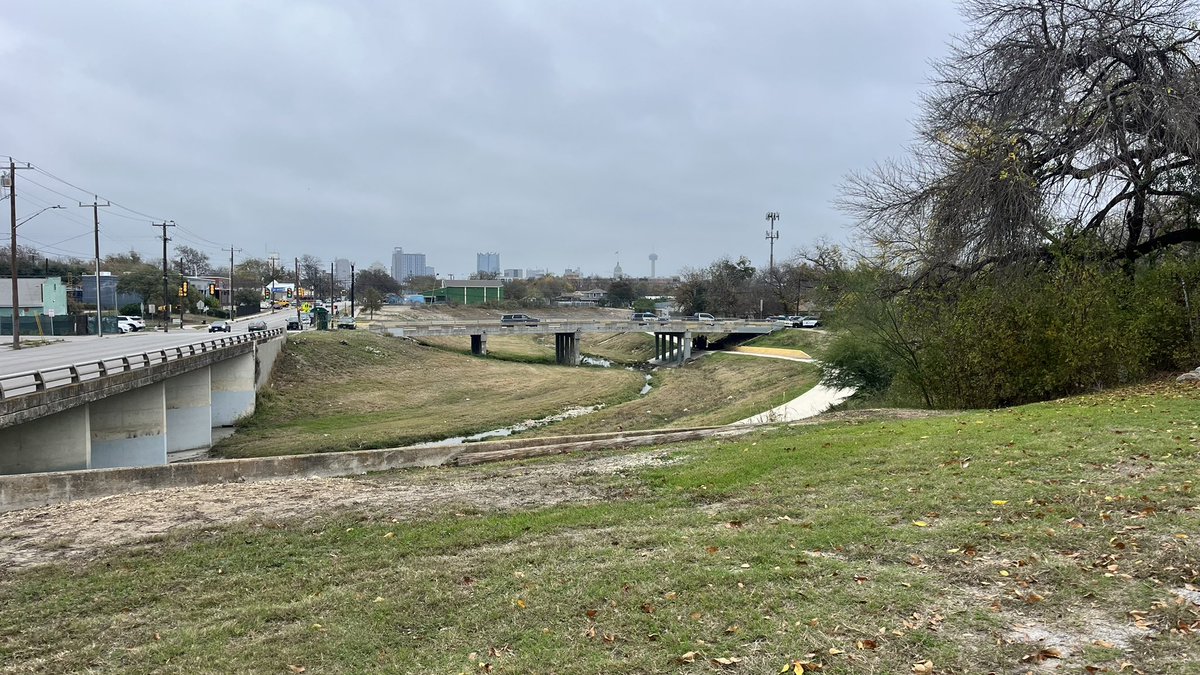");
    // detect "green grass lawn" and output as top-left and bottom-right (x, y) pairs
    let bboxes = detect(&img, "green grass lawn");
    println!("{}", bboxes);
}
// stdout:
(217, 331), (643, 456)
(743, 328), (833, 357)
(7, 381), (1196, 672)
